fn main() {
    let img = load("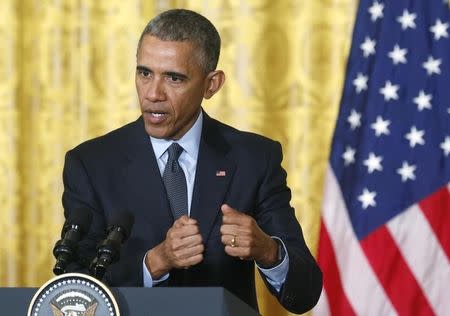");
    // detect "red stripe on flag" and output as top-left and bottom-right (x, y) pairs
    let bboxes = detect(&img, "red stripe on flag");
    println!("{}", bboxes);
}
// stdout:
(318, 220), (356, 316)
(360, 226), (435, 316)
(419, 186), (450, 260)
